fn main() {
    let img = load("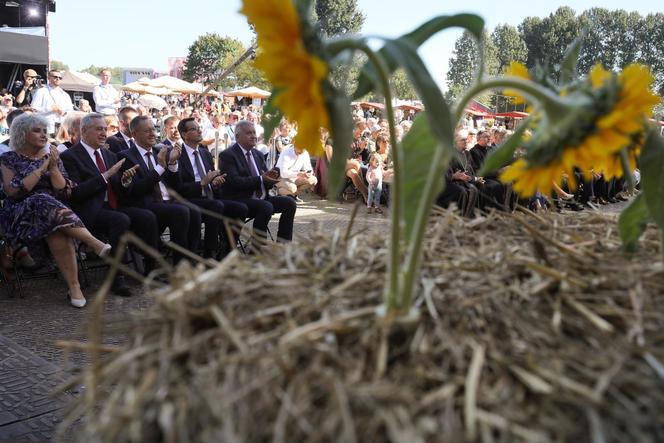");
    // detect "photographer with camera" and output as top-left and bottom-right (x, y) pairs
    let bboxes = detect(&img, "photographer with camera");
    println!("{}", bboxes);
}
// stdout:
(30, 69), (74, 137)
(12, 69), (42, 108)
